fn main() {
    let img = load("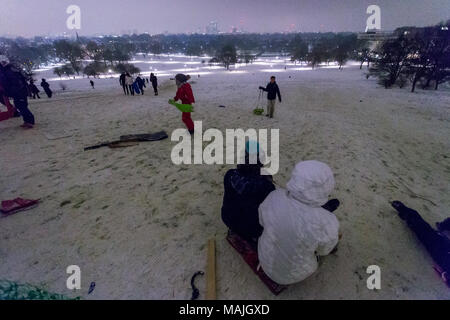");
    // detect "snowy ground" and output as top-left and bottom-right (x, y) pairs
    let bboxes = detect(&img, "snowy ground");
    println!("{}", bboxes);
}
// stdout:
(0, 58), (449, 299)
